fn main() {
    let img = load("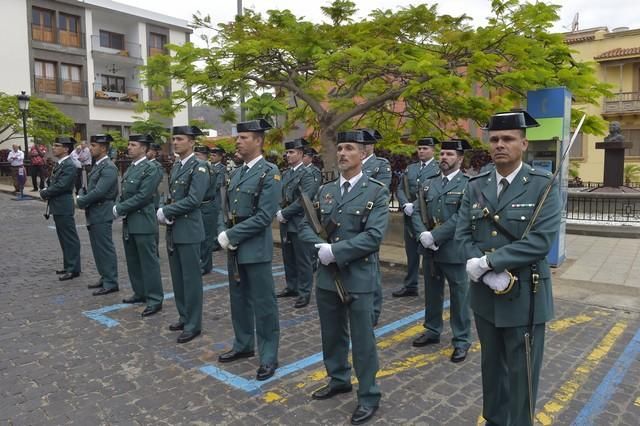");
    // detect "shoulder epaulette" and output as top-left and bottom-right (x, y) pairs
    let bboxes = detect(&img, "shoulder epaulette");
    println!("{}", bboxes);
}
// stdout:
(368, 177), (385, 187)
(468, 169), (492, 181)
(528, 167), (553, 179)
